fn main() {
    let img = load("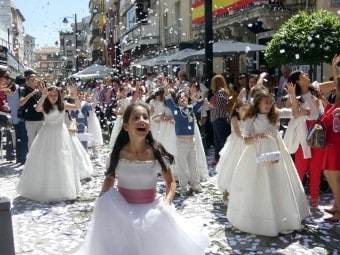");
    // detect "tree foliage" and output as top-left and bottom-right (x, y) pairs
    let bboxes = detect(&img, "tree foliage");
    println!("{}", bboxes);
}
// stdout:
(265, 10), (340, 67)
